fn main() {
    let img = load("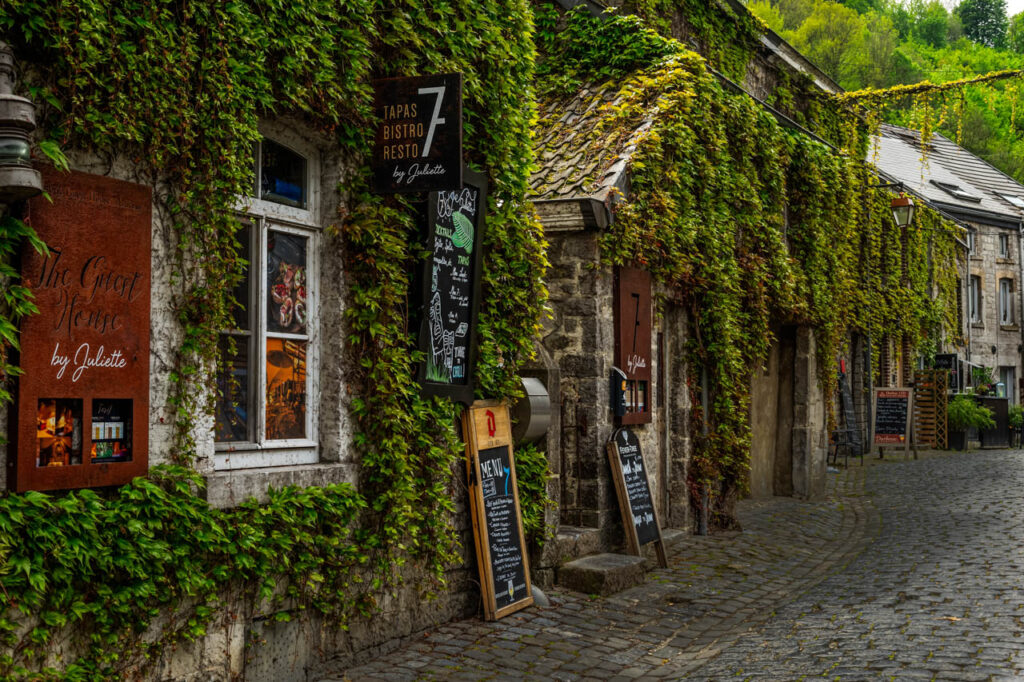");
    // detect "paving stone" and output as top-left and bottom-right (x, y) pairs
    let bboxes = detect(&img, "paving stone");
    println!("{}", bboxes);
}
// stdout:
(319, 450), (1024, 681)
